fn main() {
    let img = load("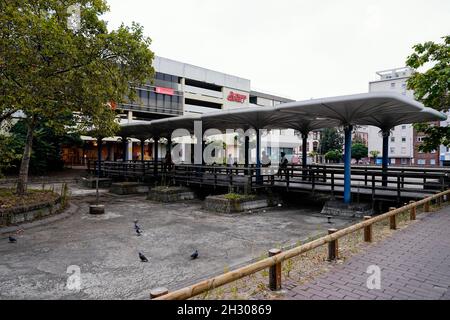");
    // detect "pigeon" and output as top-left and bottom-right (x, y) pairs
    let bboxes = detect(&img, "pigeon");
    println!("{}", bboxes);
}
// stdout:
(190, 250), (198, 260)
(135, 227), (142, 236)
(139, 252), (148, 262)
(133, 220), (140, 230)
(8, 236), (17, 243)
